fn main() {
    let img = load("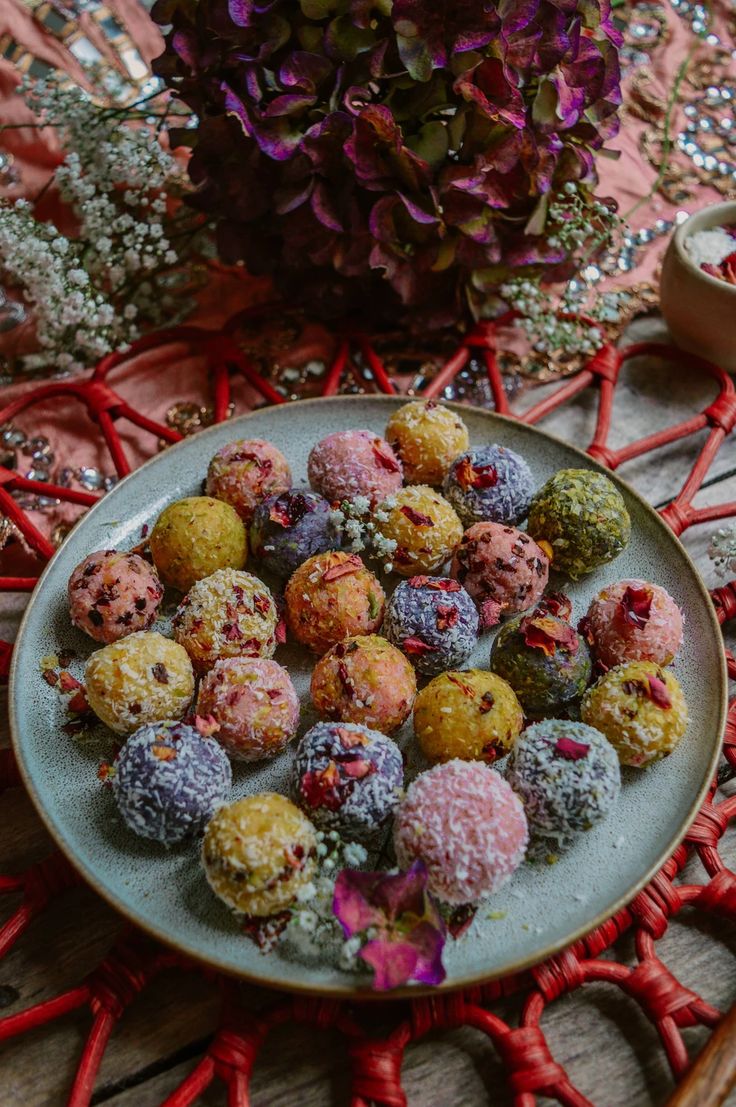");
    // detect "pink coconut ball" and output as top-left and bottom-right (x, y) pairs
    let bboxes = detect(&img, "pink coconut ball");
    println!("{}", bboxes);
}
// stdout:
(68, 550), (164, 644)
(583, 579), (684, 669)
(394, 759), (528, 905)
(196, 657), (299, 761)
(206, 439), (292, 524)
(451, 522), (549, 626)
(307, 429), (403, 505)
